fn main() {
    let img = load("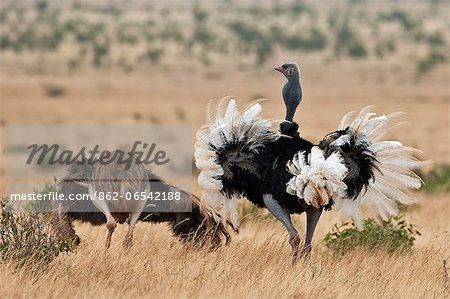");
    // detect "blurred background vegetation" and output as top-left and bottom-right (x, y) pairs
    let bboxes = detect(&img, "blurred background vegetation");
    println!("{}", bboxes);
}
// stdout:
(0, 0), (448, 76)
